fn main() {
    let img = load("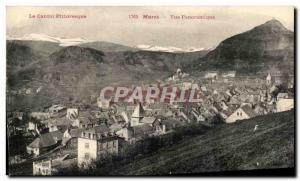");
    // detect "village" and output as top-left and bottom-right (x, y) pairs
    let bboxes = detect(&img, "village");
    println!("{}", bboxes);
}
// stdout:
(7, 69), (294, 175)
